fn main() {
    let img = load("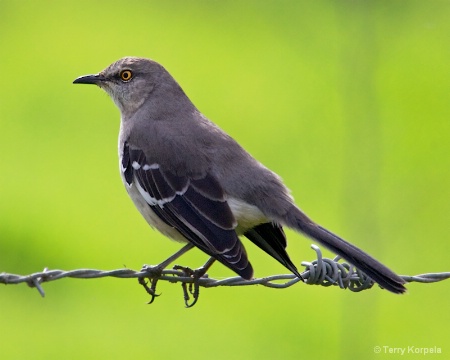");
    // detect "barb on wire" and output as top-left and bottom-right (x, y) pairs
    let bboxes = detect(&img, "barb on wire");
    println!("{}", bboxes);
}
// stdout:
(1, 245), (449, 307)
